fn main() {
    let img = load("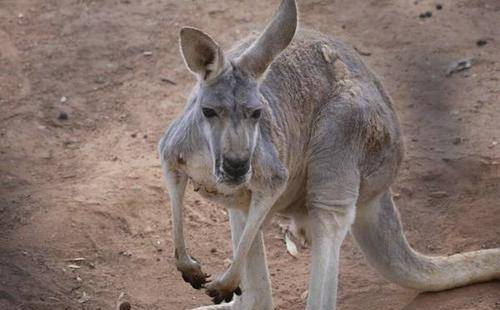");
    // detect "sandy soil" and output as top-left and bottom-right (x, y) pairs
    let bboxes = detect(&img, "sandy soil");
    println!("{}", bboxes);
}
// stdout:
(1, 0), (499, 309)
